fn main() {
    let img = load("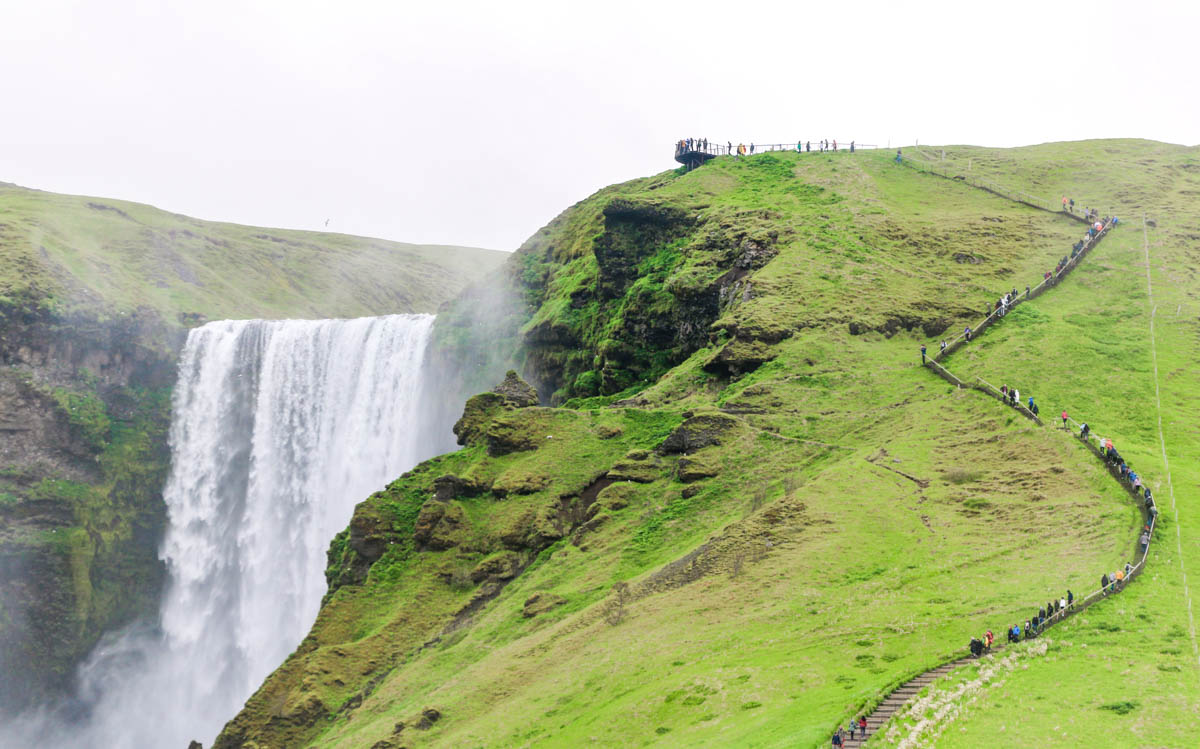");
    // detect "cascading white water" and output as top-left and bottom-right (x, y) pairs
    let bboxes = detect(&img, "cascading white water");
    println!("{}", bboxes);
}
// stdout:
(2, 314), (437, 749)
